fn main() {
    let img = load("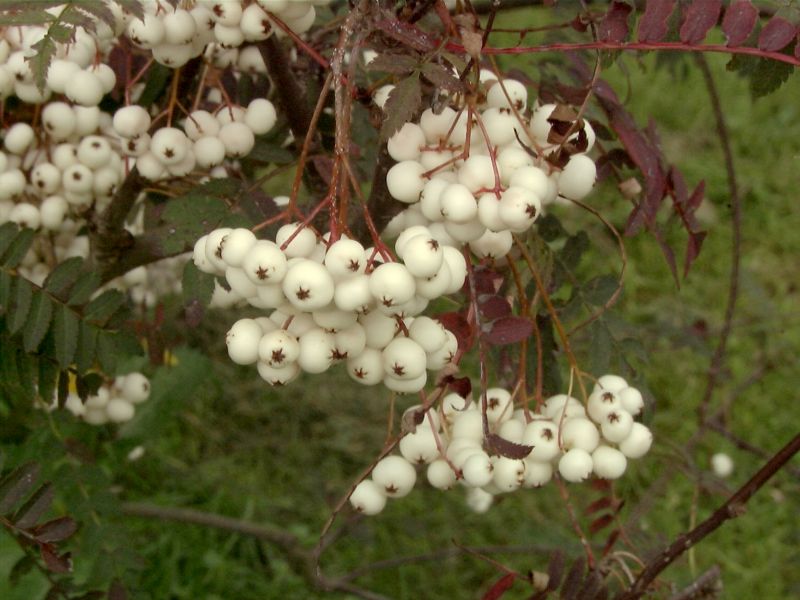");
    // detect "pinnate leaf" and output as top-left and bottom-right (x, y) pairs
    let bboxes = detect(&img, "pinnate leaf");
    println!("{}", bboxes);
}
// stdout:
(486, 316), (533, 345)
(1, 227), (35, 268)
(365, 53), (418, 74)
(637, 0), (676, 42)
(758, 16), (797, 52)
(722, 0), (758, 46)
(33, 516), (78, 543)
(679, 0), (722, 45)
(53, 304), (79, 368)
(0, 462), (39, 514)
(13, 482), (54, 529)
(9, 277), (34, 334)
(43, 257), (84, 299)
(23, 291), (54, 353)
(482, 573), (516, 600)
(380, 73), (421, 141)
(597, 1), (632, 43)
